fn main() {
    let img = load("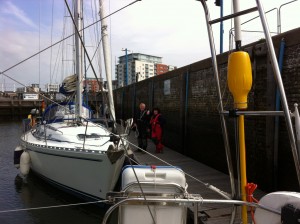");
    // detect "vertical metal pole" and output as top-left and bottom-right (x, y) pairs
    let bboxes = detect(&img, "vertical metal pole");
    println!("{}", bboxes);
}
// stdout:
(132, 84), (136, 118)
(149, 79), (154, 109)
(184, 71), (189, 155)
(220, 0), (223, 54)
(43, 121), (47, 147)
(99, 0), (116, 123)
(256, 0), (300, 187)
(200, 1), (237, 223)
(199, 0), (236, 199)
(274, 38), (285, 189)
(125, 49), (128, 86)
(234, 116), (241, 222)
(238, 115), (247, 224)
(121, 90), (124, 120)
(75, 0), (83, 120)
(83, 121), (88, 149)
(232, 0), (242, 50)
(194, 202), (198, 224)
